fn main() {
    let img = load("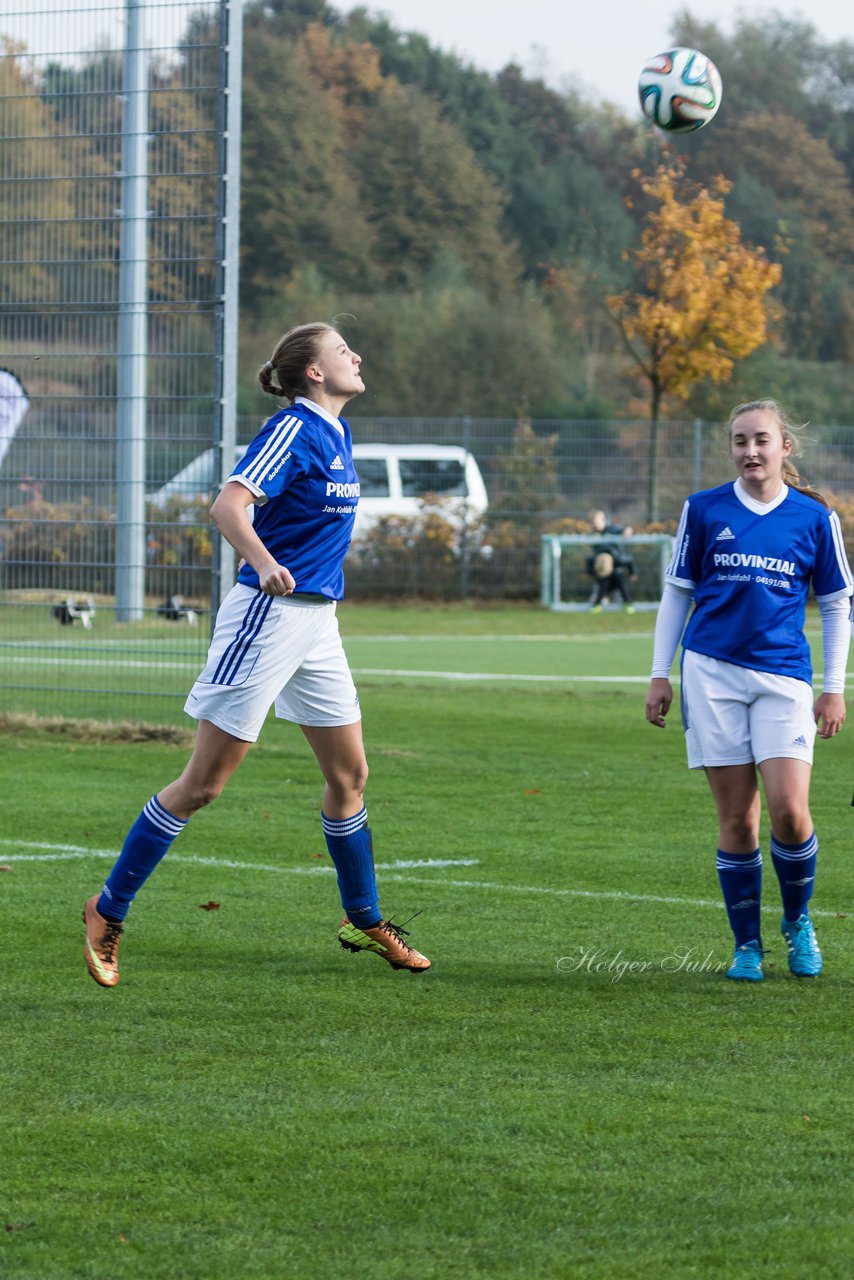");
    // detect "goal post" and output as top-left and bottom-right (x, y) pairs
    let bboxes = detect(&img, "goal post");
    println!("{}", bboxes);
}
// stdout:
(540, 534), (676, 612)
